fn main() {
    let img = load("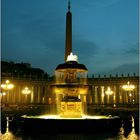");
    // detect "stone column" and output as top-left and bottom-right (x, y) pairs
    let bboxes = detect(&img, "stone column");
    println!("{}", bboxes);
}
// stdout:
(110, 86), (114, 104)
(37, 86), (40, 103)
(116, 85), (120, 105)
(113, 86), (116, 106)
(119, 86), (123, 104)
(135, 85), (139, 104)
(34, 86), (38, 103)
(101, 86), (105, 105)
(30, 86), (34, 104)
(97, 86), (101, 105)
(94, 86), (98, 104)
(17, 86), (20, 104)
